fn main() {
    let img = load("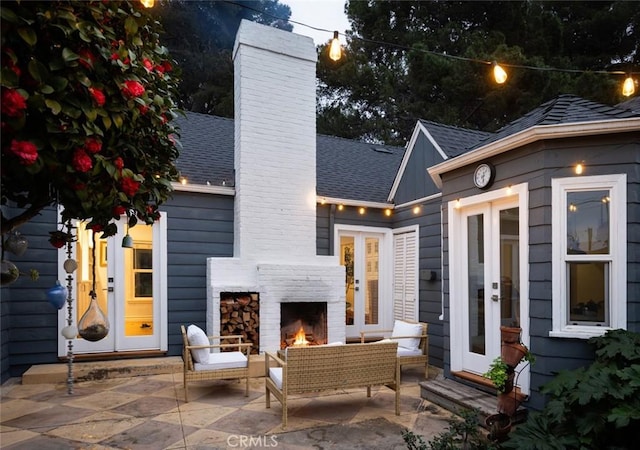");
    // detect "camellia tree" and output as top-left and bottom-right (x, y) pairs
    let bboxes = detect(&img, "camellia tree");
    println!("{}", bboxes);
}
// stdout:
(0, 0), (182, 254)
